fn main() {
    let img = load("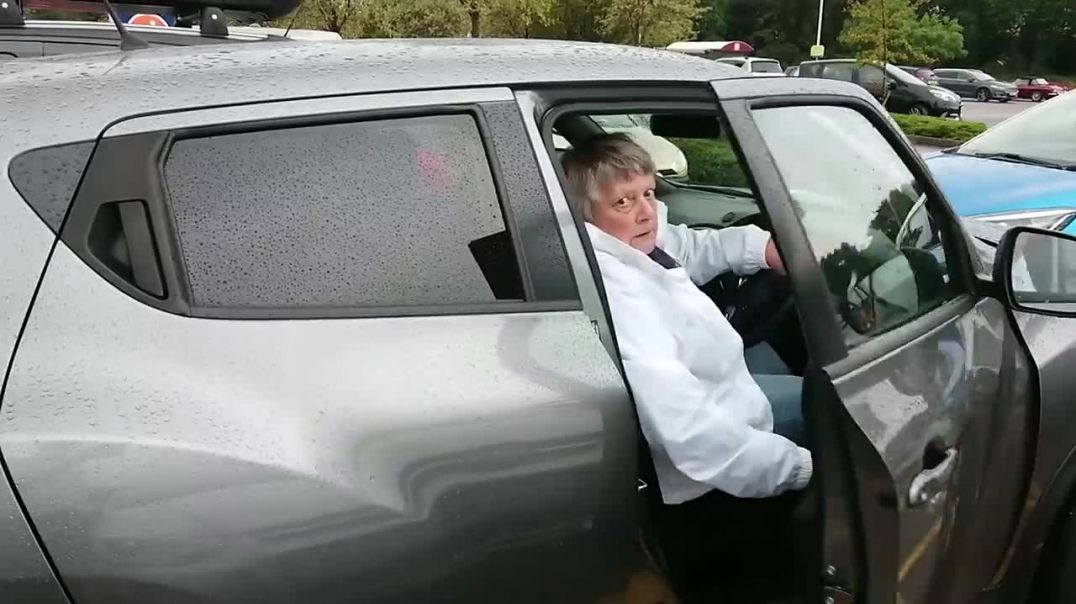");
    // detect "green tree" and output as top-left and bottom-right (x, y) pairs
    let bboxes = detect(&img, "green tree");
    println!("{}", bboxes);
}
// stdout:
(601, 0), (705, 46)
(270, 0), (362, 37)
(459, 0), (483, 37)
(309, 0), (360, 35)
(839, 0), (965, 66)
(546, 0), (611, 41)
(694, 0), (728, 40)
(361, 0), (470, 37)
(484, 0), (555, 38)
